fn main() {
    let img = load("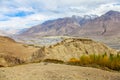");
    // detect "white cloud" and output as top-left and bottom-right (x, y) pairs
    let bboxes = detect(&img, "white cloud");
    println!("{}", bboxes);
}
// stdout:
(0, 13), (49, 29)
(0, 0), (120, 32)
(87, 3), (120, 16)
